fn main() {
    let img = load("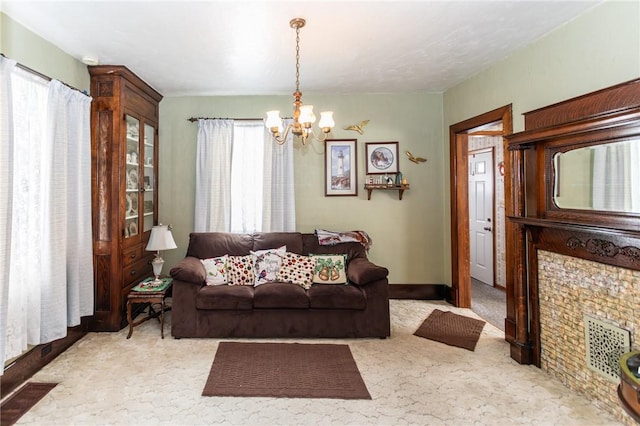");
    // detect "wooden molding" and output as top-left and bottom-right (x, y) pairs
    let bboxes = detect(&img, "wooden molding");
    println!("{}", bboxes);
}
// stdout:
(1, 320), (89, 399)
(388, 284), (449, 300)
